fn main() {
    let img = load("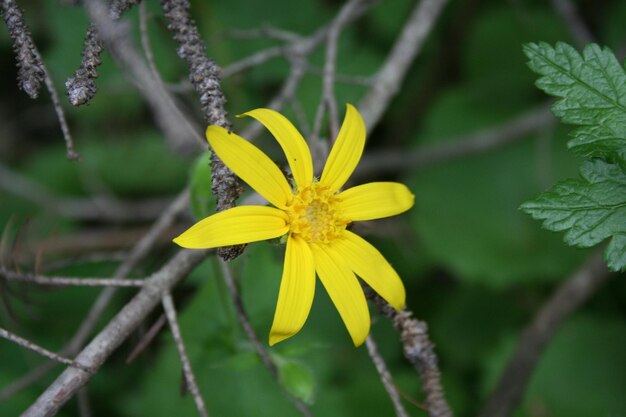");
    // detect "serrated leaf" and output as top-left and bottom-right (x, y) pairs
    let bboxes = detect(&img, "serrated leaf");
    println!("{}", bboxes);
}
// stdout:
(523, 42), (626, 160)
(521, 159), (626, 271)
(277, 359), (316, 405)
(189, 152), (216, 220)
